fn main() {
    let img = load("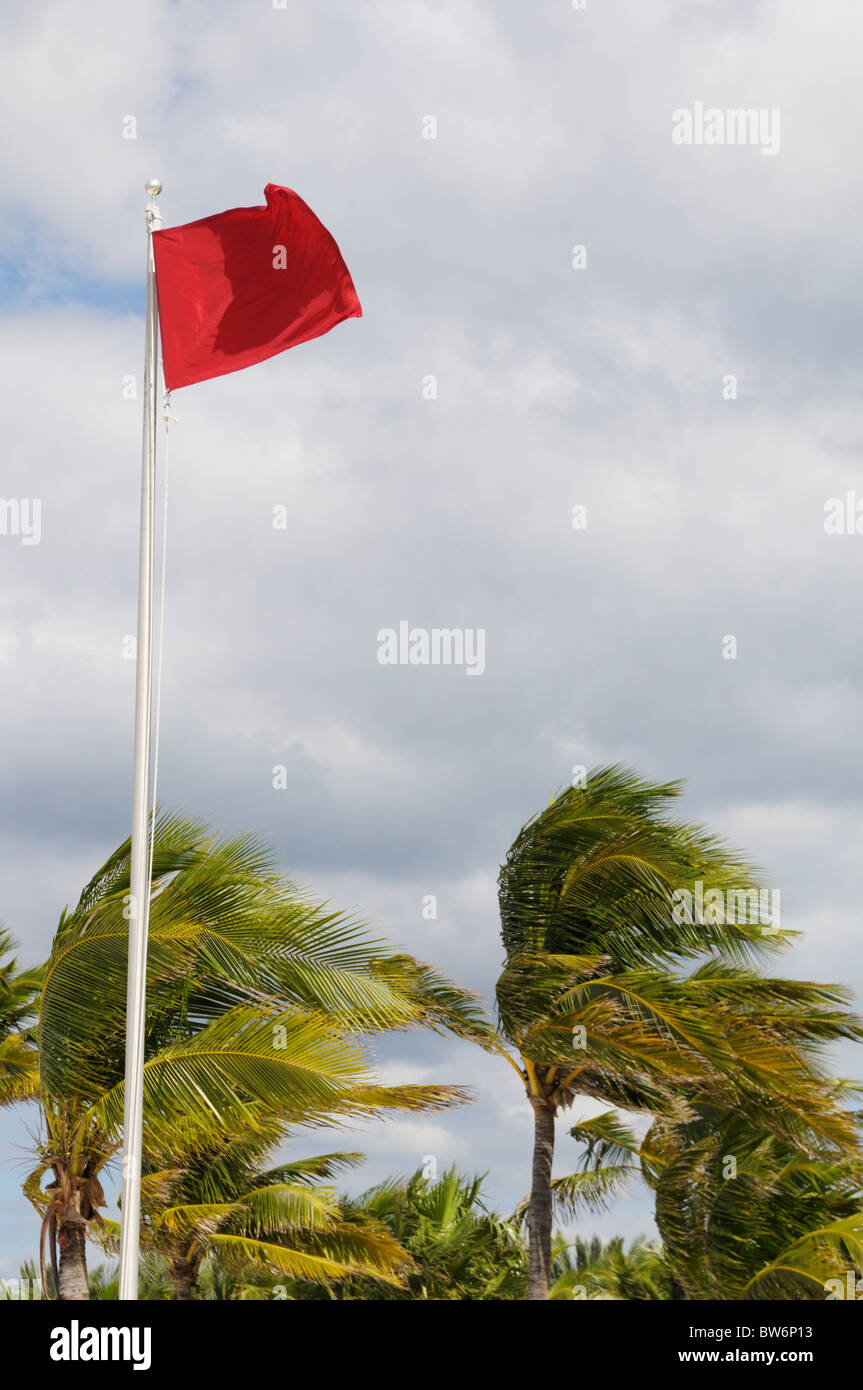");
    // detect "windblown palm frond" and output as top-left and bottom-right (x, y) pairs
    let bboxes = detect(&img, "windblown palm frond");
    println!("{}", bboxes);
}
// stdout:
(0, 930), (41, 1107)
(0, 1034), (39, 1105)
(571, 1100), (863, 1300)
(286, 1168), (527, 1300)
(495, 765), (863, 1300)
(549, 1233), (669, 1301)
(498, 765), (781, 974)
(0, 929), (42, 1034)
(25, 812), (480, 1299)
